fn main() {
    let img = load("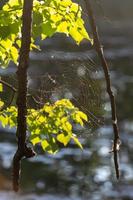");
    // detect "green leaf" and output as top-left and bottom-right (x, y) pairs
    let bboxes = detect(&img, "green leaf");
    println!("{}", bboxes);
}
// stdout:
(0, 26), (11, 39)
(33, 12), (43, 25)
(41, 139), (58, 154)
(10, 46), (18, 64)
(74, 113), (84, 126)
(30, 135), (41, 145)
(72, 134), (83, 149)
(3, 0), (22, 10)
(0, 115), (8, 127)
(57, 133), (71, 146)
(41, 22), (56, 37)
(77, 111), (88, 121)
(57, 21), (69, 35)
